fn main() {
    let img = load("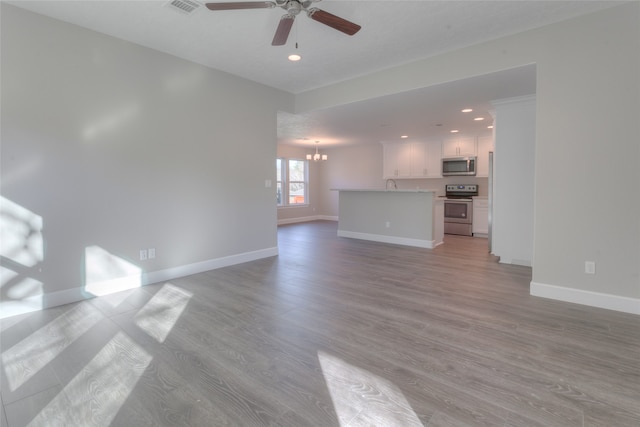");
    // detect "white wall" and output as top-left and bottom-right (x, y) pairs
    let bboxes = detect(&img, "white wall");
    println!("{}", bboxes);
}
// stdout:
(319, 144), (384, 217)
(491, 96), (536, 267)
(530, 4), (640, 312)
(0, 5), (293, 316)
(294, 3), (640, 313)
